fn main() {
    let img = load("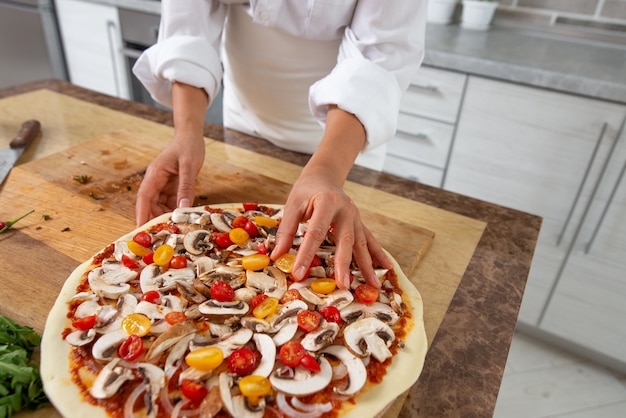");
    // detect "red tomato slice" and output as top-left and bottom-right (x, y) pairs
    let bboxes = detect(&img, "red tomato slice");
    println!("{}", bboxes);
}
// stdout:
(227, 347), (258, 376)
(165, 311), (187, 325)
(300, 353), (321, 373)
(257, 242), (268, 255)
(279, 341), (305, 367)
(296, 310), (321, 332)
(132, 231), (152, 247)
(71, 315), (97, 331)
(142, 252), (154, 265)
(181, 379), (208, 403)
(242, 202), (259, 211)
(319, 305), (342, 324)
(279, 289), (301, 304)
(169, 255), (188, 269)
(140, 290), (161, 304)
(215, 232), (233, 248)
(210, 281), (235, 302)
(354, 284), (379, 304)
(232, 215), (248, 229)
(250, 294), (269, 310)
(121, 254), (140, 269)
(118, 334), (143, 361)
(310, 254), (322, 267)
(243, 221), (259, 238)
